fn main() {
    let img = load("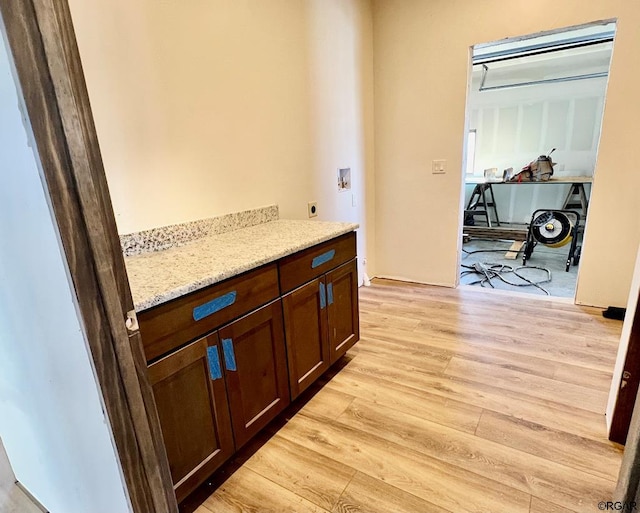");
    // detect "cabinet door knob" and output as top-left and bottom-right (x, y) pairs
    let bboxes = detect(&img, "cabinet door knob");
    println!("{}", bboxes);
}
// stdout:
(222, 338), (237, 371)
